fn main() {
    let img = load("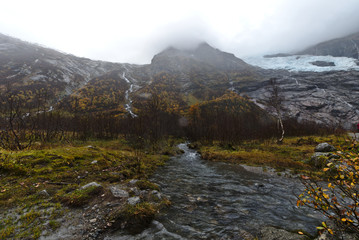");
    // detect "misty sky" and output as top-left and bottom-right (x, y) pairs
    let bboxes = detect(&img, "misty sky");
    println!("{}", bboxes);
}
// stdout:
(1, 0), (359, 64)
